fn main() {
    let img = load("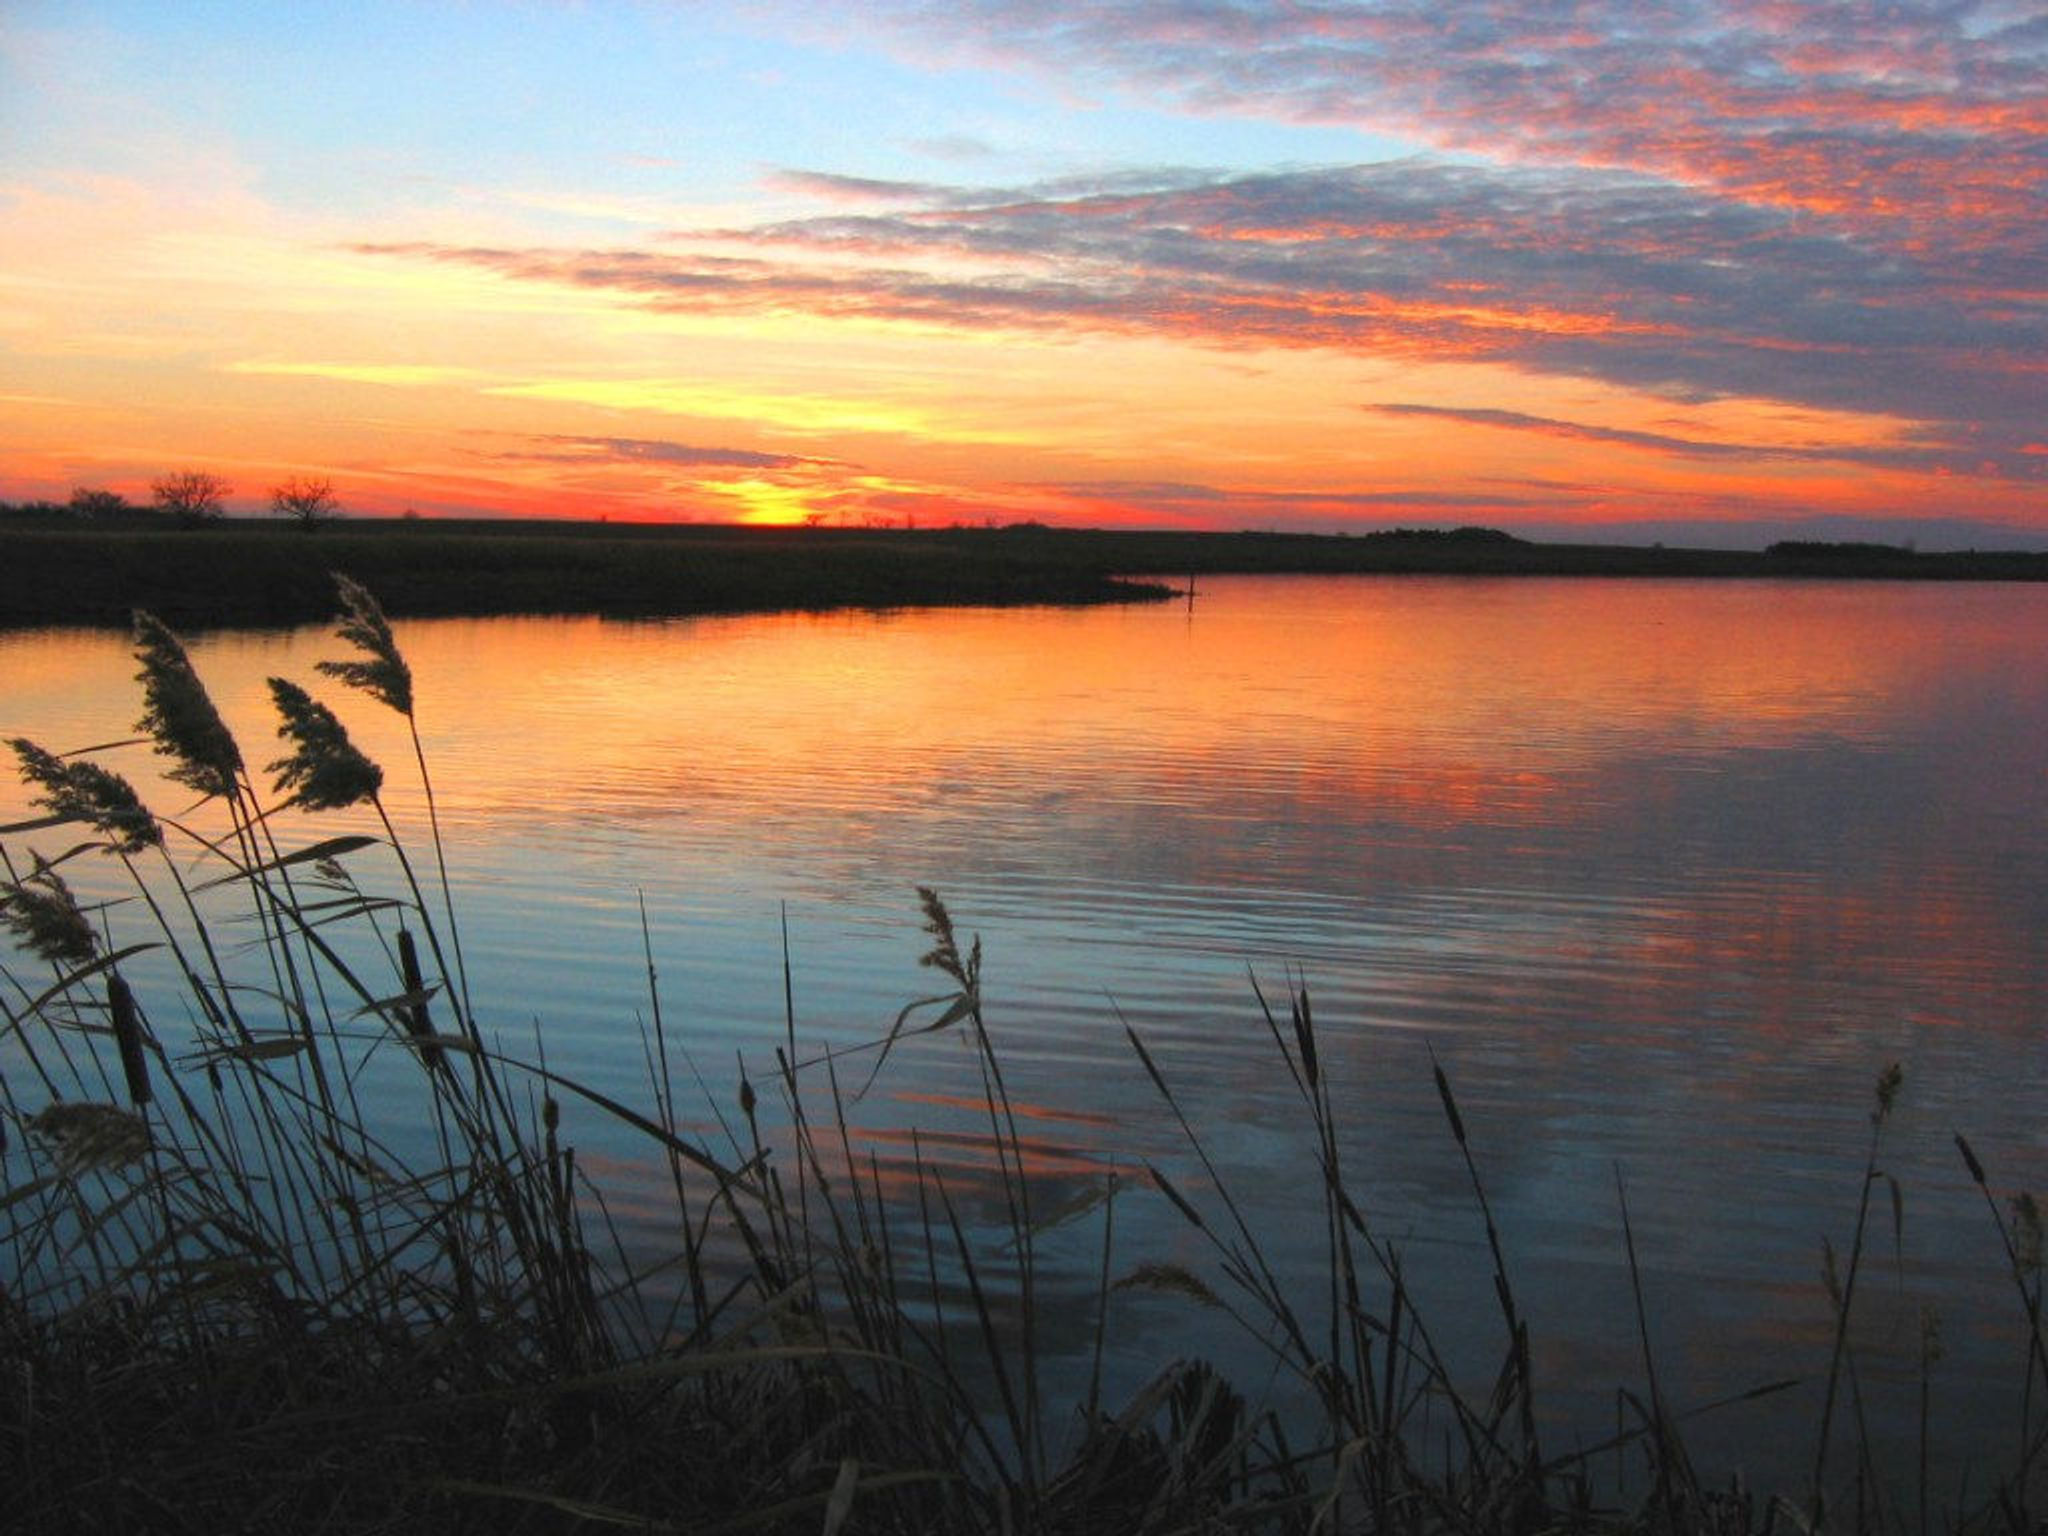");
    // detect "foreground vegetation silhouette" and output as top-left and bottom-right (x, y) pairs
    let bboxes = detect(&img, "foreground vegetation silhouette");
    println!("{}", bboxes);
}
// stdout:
(1, 576), (2044, 1532)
